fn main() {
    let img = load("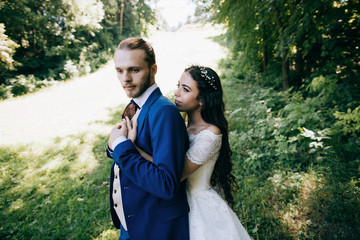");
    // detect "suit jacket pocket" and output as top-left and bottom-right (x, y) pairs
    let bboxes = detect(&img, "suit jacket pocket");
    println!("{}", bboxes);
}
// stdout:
(157, 199), (190, 222)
